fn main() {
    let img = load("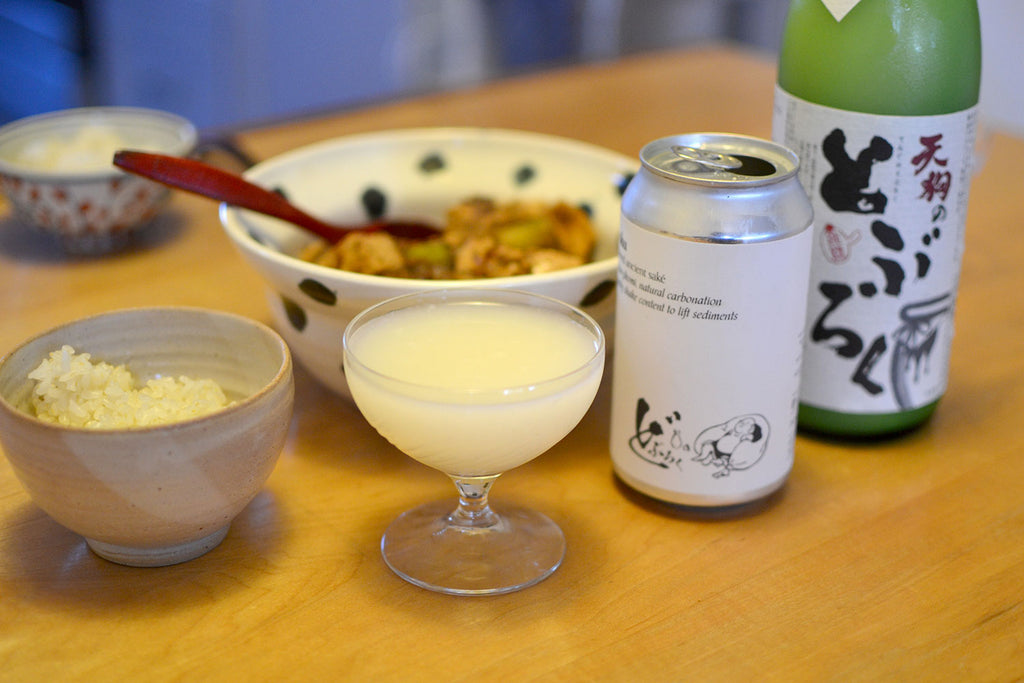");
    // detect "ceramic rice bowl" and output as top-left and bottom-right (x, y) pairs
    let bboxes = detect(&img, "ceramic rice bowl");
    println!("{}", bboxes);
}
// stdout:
(0, 307), (294, 567)
(220, 127), (635, 398)
(0, 106), (197, 254)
